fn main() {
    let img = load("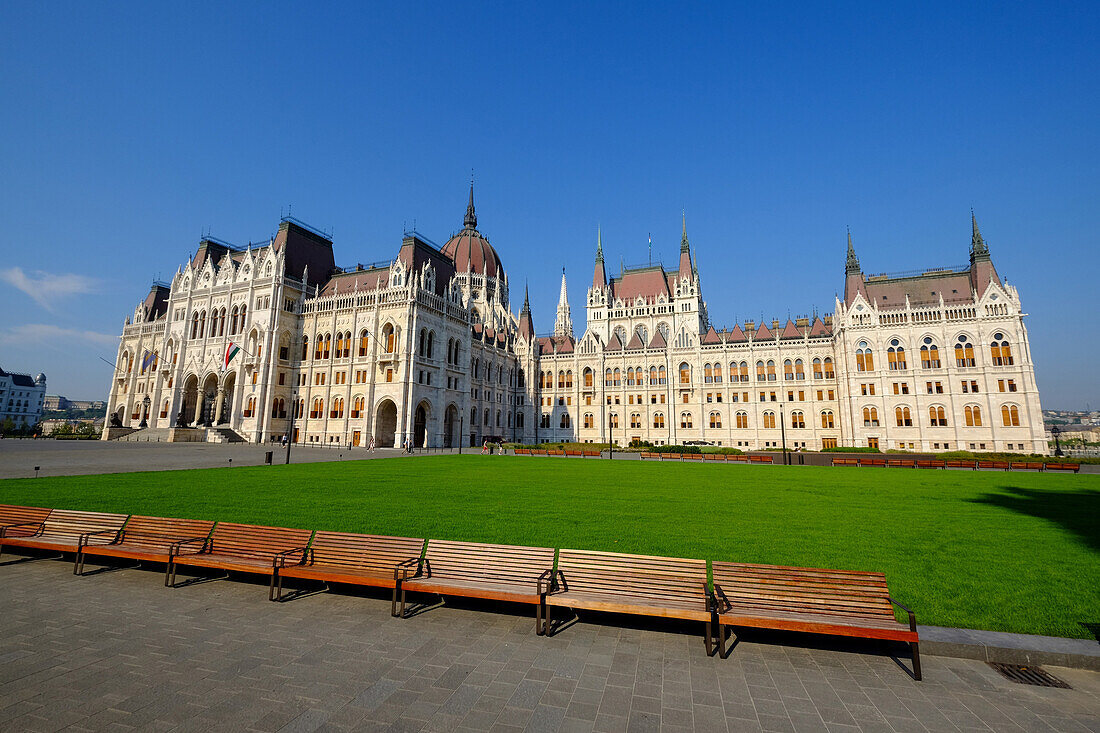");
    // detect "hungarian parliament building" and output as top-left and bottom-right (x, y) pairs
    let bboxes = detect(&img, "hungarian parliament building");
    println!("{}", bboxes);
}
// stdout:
(107, 188), (1047, 453)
